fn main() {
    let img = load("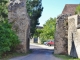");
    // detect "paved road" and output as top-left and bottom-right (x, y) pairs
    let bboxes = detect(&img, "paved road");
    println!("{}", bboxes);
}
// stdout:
(30, 43), (54, 50)
(10, 43), (62, 60)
